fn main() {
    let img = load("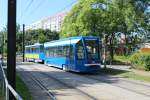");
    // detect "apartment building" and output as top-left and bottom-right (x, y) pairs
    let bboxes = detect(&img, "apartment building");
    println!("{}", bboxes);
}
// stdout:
(26, 12), (68, 32)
